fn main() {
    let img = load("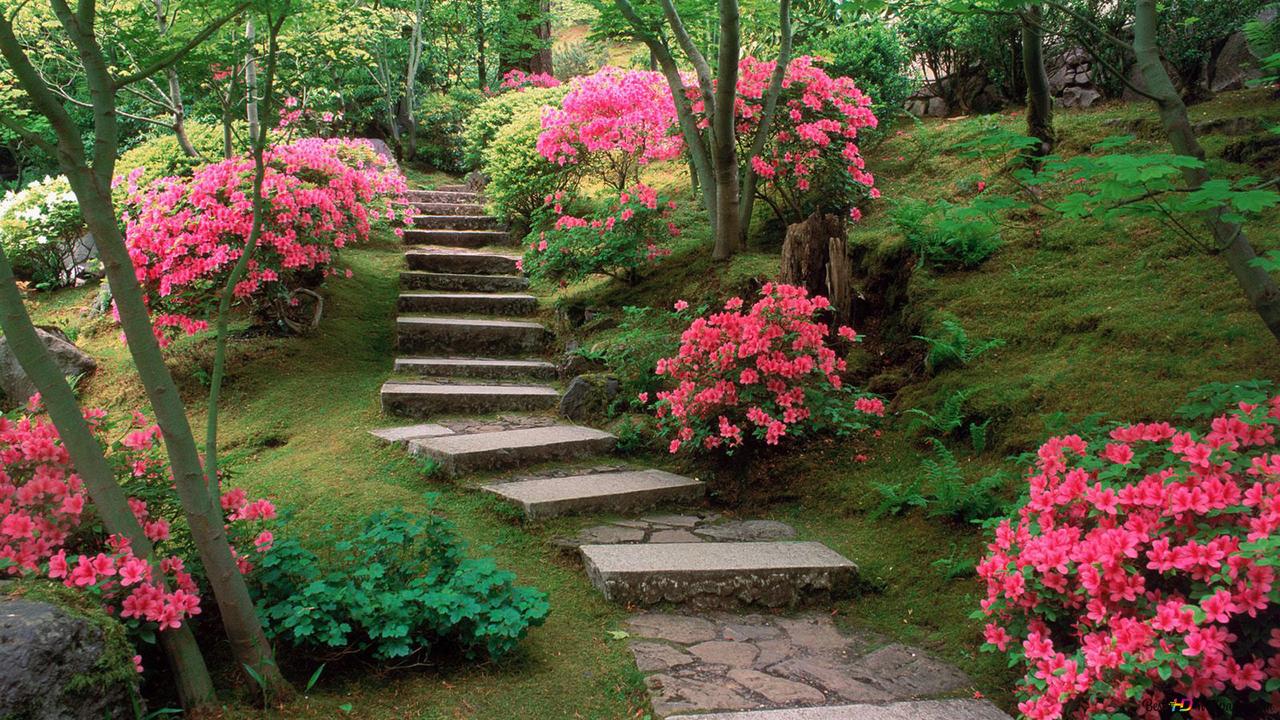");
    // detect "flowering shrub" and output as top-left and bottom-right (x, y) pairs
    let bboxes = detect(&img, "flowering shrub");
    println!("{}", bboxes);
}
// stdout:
(0, 404), (275, 662)
(537, 66), (682, 190)
(120, 137), (411, 343)
(484, 111), (584, 226)
(499, 68), (562, 92)
(461, 84), (570, 171)
(115, 123), (229, 187)
(650, 283), (882, 454)
(522, 184), (677, 285)
(977, 399), (1280, 720)
(0, 175), (87, 289)
(726, 56), (880, 223)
